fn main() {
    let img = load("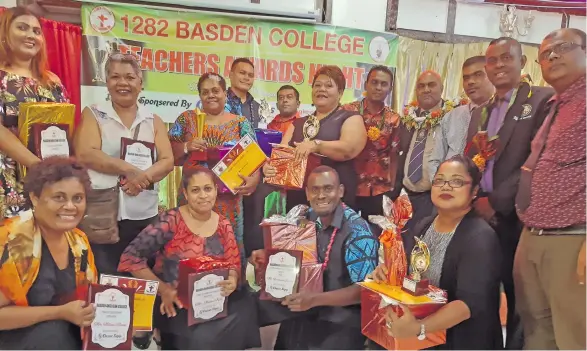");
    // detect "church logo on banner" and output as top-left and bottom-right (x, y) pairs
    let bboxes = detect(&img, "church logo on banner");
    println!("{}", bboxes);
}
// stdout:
(90, 6), (115, 34)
